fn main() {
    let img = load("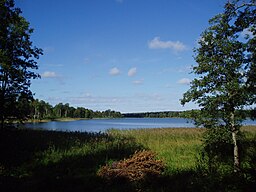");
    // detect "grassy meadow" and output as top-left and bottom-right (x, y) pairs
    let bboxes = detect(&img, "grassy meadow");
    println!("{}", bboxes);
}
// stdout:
(0, 126), (256, 191)
(108, 128), (204, 173)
